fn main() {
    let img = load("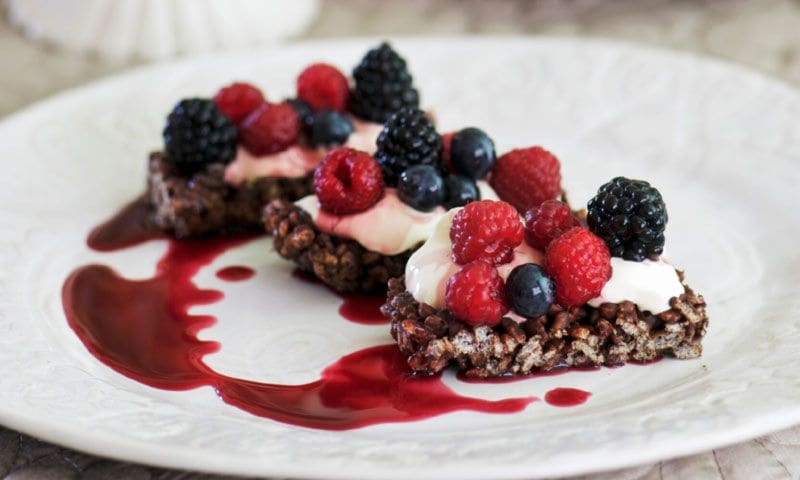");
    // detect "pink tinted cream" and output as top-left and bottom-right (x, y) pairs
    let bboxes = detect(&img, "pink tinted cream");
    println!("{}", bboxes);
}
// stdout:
(295, 189), (446, 256)
(224, 119), (383, 186)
